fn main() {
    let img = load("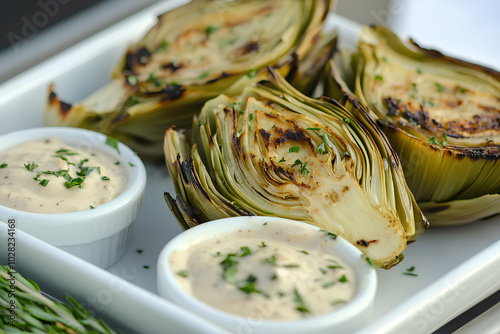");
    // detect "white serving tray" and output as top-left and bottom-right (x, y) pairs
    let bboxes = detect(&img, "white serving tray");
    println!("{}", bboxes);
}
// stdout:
(0, 1), (499, 333)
